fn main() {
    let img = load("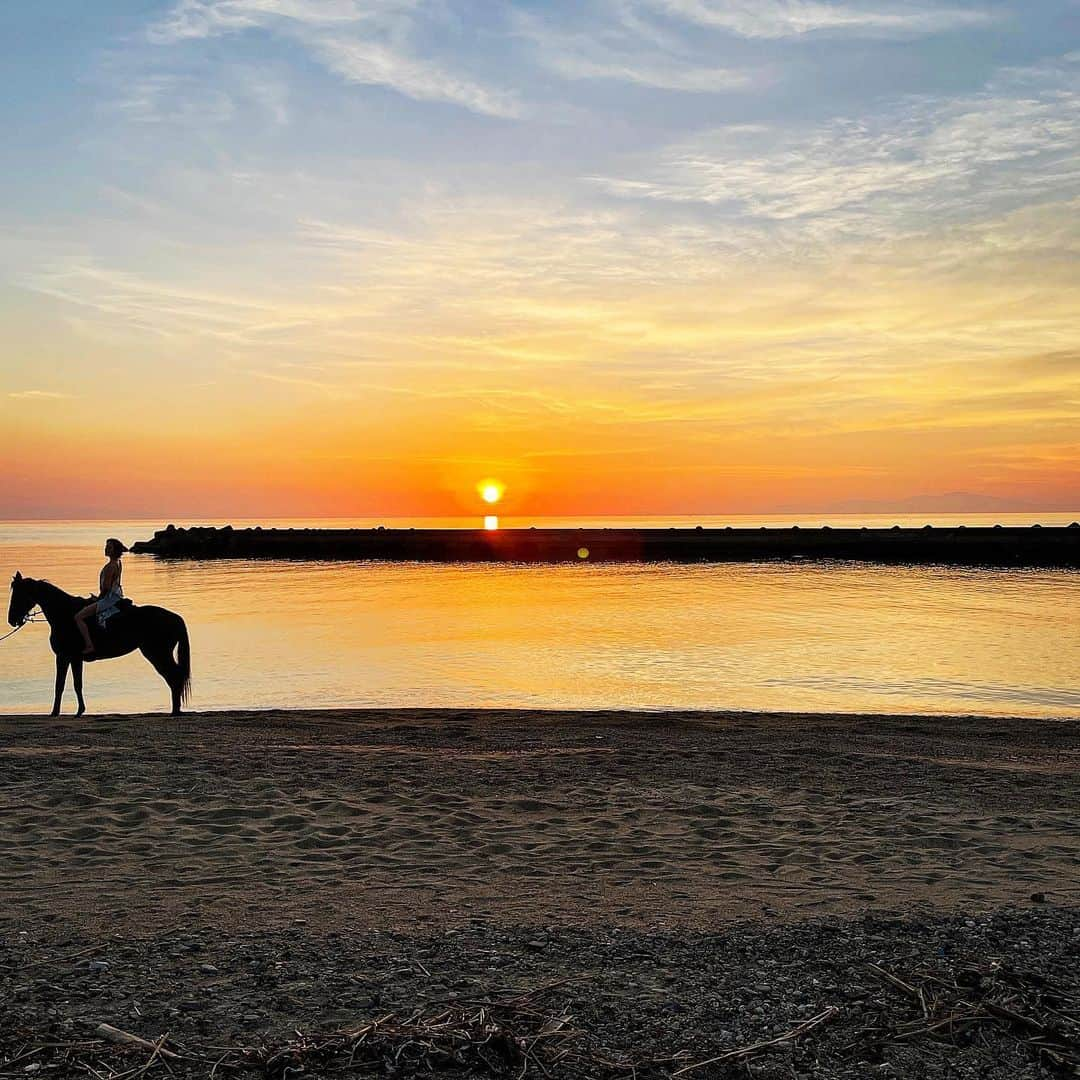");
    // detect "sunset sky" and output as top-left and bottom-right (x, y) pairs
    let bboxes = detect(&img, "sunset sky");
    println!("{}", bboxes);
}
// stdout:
(2, 0), (1078, 519)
